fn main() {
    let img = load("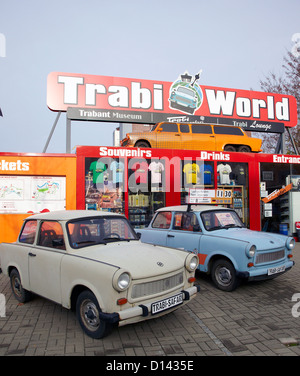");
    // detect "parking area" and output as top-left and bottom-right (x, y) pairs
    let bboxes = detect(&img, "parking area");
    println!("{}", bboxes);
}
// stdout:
(1, 244), (300, 357)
